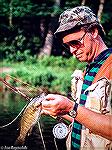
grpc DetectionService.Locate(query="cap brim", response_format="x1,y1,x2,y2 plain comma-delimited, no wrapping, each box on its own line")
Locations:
54,21,78,35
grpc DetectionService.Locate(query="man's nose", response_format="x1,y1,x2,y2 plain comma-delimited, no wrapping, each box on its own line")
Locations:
70,46,77,54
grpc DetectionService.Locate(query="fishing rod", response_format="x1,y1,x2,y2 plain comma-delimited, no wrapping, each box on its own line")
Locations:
5,74,39,97
0,77,30,101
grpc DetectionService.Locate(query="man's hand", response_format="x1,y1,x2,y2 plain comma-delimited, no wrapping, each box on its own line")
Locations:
41,94,74,116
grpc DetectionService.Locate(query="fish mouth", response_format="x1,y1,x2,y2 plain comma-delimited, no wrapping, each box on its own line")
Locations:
34,101,42,108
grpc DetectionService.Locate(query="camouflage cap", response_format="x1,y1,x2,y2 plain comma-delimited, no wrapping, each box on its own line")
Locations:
55,6,102,35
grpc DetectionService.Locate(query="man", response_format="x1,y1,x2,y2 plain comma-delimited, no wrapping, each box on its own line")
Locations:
41,6,112,150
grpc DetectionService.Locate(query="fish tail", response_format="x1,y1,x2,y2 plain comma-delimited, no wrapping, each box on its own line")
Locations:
14,135,25,146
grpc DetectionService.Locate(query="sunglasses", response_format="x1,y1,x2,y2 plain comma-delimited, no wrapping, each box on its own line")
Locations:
62,32,87,50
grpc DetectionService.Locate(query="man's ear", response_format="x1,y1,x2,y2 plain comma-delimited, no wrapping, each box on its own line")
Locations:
91,28,98,38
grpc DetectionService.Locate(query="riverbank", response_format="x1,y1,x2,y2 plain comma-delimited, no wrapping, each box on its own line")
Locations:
0,67,13,73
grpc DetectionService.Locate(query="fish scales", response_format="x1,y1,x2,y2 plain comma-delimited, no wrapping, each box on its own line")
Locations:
15,94,45,145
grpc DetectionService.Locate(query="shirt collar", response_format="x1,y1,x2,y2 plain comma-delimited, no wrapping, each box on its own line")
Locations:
86,48,112,71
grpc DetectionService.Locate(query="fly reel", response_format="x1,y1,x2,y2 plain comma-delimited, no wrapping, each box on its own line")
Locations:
53,123,68,139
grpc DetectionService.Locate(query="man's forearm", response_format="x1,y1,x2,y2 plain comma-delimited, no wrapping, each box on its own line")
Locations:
62,104,112,140
75,106,112,140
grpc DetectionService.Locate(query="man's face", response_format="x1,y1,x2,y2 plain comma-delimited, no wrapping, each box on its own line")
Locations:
62,29,95,63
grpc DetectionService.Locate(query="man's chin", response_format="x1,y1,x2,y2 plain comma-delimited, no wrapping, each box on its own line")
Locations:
73,55,76,58
76,56,86,62
72,54,87,62
79,59,86,62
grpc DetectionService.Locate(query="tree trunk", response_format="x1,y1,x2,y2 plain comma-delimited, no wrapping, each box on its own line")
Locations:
55,0,60,6
9,0,13,27
40,18,46,41
38,18,57,57
39,30,53,56
81,0,86,6
97,0,105,22
38,0,60,57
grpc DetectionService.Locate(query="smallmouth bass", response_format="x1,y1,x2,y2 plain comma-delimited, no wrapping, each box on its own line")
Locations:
15,93,45,145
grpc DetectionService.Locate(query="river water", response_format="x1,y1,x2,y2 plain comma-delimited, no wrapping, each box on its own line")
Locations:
0,89,67,150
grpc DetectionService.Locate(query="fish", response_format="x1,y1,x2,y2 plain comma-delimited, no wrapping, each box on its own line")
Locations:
15,93,45,145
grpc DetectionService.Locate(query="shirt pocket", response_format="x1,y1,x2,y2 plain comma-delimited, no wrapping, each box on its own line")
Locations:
85,77,111,113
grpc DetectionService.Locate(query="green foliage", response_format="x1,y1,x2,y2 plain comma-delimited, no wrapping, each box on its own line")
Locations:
37,56,83,69
105,29,112,47
65,0,80,9
0,0,112,60
0,0,35,17
0,0,9,16
0,27,41,61
1,56,86,95
0,0,61,17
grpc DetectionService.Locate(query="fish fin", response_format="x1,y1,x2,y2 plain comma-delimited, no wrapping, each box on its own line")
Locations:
27,127,33,136
14,135,25,146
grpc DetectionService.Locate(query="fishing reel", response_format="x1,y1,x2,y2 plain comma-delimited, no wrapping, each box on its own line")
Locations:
53,122,69,139
52,116,69,139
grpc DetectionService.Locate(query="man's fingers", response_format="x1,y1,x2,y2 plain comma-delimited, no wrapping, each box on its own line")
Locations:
41,110,49,115
42,105,53,111
42,94,57,107
42,99,54,107
45,94,57,100
41,109,57,118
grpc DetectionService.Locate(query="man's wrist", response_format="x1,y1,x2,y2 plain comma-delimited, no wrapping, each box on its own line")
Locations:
68,102,78,118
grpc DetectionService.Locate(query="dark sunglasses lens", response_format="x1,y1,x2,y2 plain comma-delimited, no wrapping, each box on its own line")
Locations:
70,40,81,46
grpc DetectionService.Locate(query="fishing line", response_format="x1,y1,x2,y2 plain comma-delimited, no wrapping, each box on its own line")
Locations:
0,97,35,128
0,77,33,128
37,120,47,150
53,138,59,150
0,77,30,100
0,102,28,128
4,74,38,97
5,74,36,89
36,104,47,150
